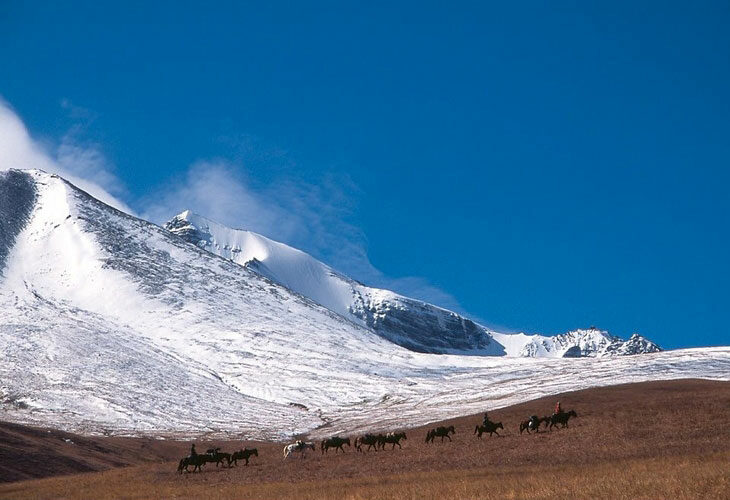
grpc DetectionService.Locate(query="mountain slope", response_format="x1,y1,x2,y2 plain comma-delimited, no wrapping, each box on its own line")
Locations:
1,170,727,440
165,211,661,358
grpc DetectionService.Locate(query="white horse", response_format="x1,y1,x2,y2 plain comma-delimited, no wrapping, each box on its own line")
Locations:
283,441,315,459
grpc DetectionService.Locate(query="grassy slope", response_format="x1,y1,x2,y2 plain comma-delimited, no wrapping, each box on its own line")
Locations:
0,379,728,499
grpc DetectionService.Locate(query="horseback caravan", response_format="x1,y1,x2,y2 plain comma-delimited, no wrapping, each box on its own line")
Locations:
177,445,219,473
425,425,455,443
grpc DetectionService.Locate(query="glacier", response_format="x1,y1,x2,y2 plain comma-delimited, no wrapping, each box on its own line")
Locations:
0,169,728,440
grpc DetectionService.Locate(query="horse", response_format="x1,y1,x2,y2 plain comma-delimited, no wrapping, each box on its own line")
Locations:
321,436,351,454
177,453,208,473
229,447,258,466
213,451,231,467
549,410,577,430
283,441,315,459
474,421,503,438
379,432,407,450
355,434,383,452
519,415,551,434
426,425,455,443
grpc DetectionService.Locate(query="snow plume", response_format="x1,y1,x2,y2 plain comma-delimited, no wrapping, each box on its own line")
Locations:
0,99,133,214
0,97,464,314
142,160,468,313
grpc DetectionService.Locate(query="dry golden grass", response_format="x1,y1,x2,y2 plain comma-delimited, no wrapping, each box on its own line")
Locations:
0,452,727,499
1,380,728,499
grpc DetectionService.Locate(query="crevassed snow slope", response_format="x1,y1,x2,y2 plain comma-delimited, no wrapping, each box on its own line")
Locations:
1,170,728,440
165,211,661,357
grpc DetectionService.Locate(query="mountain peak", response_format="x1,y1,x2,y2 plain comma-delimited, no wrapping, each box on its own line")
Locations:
163,212,663,358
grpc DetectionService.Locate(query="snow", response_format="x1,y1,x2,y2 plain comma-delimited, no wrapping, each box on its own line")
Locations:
0,170,728,440
166,211,661,358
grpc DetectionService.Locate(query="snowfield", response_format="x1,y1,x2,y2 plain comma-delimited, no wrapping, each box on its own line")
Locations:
1,170,728,440
165,211,662,357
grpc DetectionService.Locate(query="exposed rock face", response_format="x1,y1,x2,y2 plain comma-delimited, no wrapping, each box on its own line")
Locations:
348,292,494,353
0,170,37,272
519,328,662,358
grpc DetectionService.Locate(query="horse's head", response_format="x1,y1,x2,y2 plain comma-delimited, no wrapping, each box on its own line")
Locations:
568,410,577,417
449,425,456,434
496,422,504,429
400,432,407,440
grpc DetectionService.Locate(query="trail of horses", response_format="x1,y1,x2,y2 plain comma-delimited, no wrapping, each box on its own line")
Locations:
0,379,728,499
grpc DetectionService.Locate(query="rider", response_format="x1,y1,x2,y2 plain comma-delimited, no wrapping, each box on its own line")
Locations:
482,411,490,426
190,443,197,457
555,401,562,415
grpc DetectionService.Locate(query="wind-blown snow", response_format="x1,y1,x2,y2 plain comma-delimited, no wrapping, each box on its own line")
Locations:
165,211,661,358
0,170,728,440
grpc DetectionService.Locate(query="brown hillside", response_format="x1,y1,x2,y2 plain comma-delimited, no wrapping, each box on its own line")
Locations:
0,378,728,499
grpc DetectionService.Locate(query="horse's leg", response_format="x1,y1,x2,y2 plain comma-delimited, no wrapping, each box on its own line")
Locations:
446,435,452,441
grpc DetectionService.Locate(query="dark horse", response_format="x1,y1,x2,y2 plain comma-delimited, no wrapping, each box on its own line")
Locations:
321,436,351,454
474,421,503,438
519,415,550,434
178,452,216,473
549,410,578,430
379,432,407,450
204,448,231,467
355,434,382,452
229,448,258,466
426,425,455,443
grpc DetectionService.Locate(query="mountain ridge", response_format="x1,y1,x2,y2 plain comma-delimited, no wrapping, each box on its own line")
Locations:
1,169,726,440
164,210,661,358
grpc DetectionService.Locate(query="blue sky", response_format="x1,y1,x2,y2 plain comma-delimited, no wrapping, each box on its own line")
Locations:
1,1,728,349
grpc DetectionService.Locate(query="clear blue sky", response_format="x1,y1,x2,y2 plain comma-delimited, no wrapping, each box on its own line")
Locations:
2,1,728,349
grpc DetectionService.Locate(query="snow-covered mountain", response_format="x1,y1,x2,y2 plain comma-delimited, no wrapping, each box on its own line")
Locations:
165,211,661,358
1,169,727,440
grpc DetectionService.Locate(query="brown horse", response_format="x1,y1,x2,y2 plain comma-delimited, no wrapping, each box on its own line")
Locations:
229,448,258,466
426,426,455,443
548,410,577,430
379,432,407,449
355,434,382,452
474,421,503,438
321,436,351,454
519,415,550,434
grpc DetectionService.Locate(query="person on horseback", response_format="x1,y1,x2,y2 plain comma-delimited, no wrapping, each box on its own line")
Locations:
482,411,491,426
555,401,562,415
190,443,197,457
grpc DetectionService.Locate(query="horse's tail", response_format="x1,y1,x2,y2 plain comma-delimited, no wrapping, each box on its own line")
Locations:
177,458,185,473
320,440,325,453
283,445,289,458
